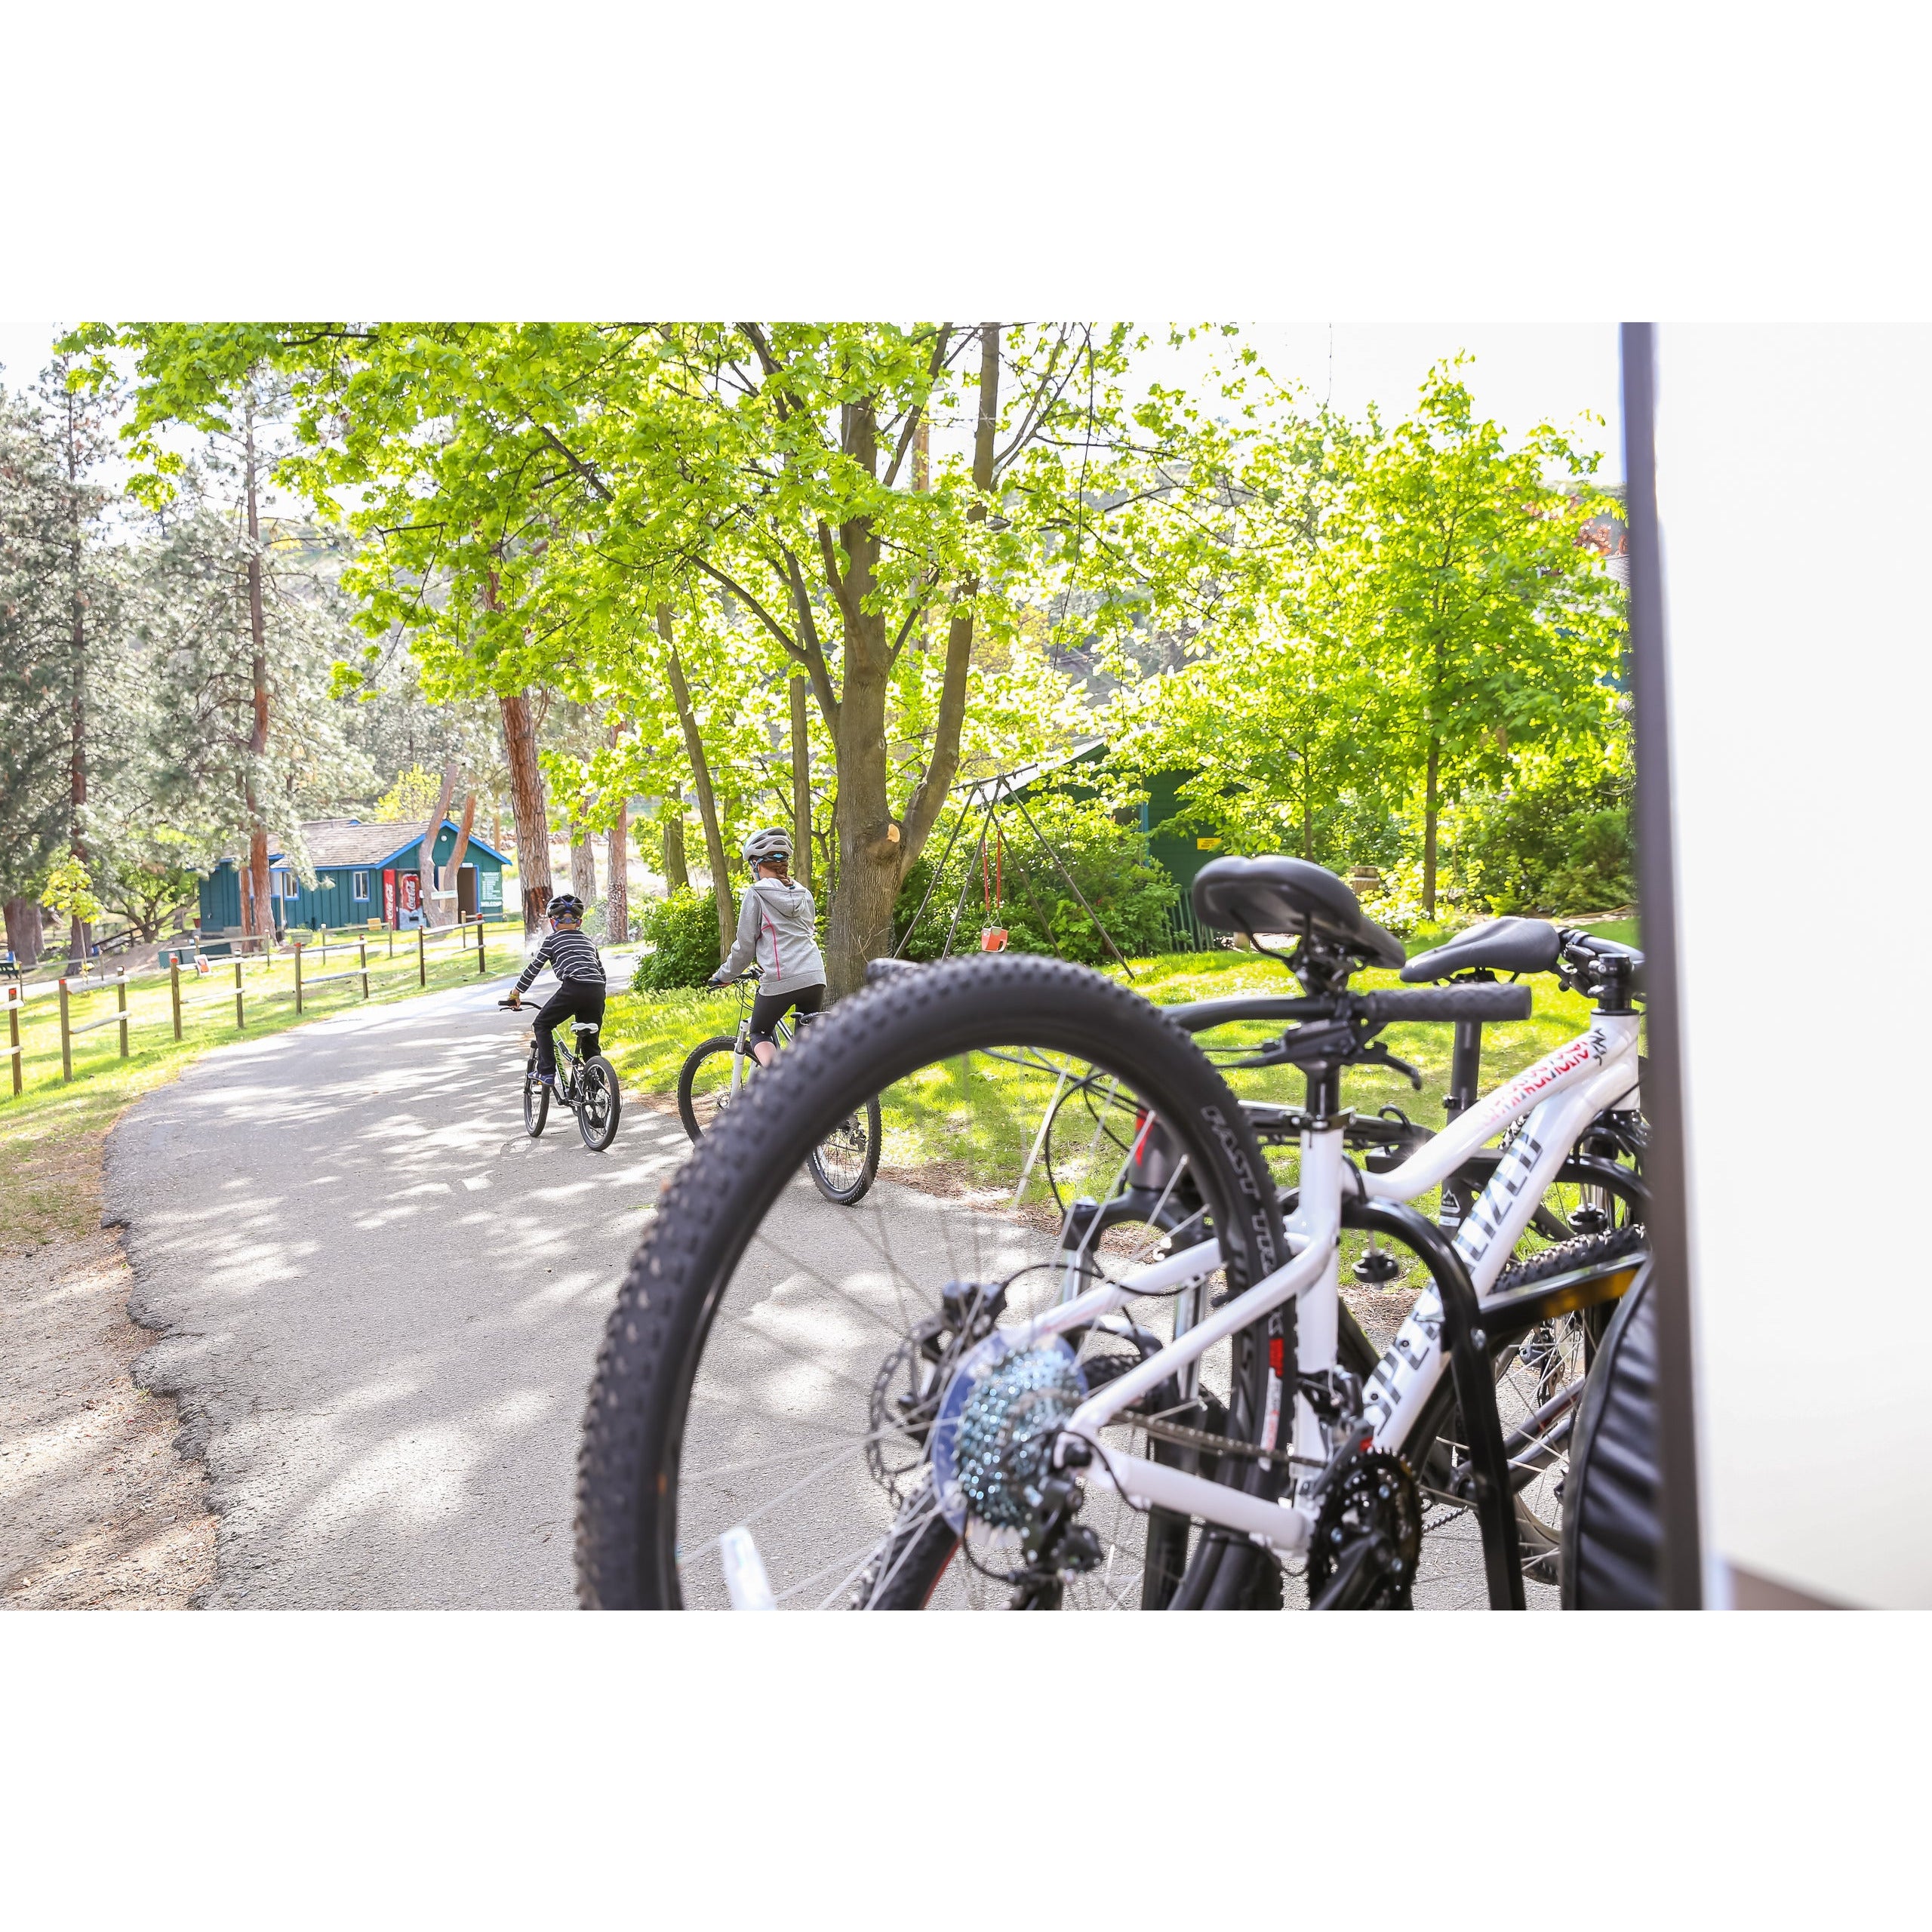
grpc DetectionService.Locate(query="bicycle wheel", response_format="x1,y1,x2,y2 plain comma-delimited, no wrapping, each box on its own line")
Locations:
577,1055,623,1152
576,955,1288,1612
522,1051,549,1138
804,1094,882,1205
677,1035,749,1143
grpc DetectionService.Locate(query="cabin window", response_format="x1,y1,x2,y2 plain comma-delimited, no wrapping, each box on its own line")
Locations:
352,871,369,902
276,871,297,900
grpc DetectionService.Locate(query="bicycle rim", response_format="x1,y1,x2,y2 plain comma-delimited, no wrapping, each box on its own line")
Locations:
577,956,1287,1612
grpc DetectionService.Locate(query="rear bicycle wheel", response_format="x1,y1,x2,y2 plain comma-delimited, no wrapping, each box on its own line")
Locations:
576,955,1288,1612
577,1055,623,1152
522,1051,549,1137
804,1094,882,1205
677,1036,749,1143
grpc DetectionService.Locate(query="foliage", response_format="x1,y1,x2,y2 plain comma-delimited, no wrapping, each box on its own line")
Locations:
632,887,726,991
42,857,103,926
94,827,201,938
894,790,1178,968
1444,744,1635,915
374,762,446,822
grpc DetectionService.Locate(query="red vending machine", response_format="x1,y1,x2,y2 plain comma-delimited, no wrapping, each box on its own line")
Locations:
382,869,398,927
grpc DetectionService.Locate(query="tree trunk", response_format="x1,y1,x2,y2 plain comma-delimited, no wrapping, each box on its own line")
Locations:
420,759,457,928
5,897,42,969
659,605,736,960
63,389,90,968
789,673,812,897
895,324,1001,878
243,391,274,948
570,824,597,906
448,790,476,917
608,806,629,941
662,808,689,894
500,691,552,932
1422,732,1441,917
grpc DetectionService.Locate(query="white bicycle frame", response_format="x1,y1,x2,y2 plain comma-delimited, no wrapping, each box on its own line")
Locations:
994,1010,1642,1556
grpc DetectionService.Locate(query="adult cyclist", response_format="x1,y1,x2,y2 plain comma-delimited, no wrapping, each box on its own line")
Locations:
505,892,605,1088
709,829,824,1066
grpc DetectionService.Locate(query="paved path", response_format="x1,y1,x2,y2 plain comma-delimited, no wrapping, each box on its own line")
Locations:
104,968,687,1609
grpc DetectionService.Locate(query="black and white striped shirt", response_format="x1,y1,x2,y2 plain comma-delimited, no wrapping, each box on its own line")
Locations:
515,928,606,994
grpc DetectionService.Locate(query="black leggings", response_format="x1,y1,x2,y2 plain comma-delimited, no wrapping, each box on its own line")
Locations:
748,982,823,1048
534,983,605,1078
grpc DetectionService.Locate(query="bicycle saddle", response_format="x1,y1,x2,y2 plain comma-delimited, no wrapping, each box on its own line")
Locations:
1401,915,1561,983
1190,857,1404,970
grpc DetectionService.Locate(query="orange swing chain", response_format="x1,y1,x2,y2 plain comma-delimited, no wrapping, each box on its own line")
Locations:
980,817,1008,951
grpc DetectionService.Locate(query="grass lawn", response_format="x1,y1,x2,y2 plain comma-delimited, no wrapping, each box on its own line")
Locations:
1,918,526,1254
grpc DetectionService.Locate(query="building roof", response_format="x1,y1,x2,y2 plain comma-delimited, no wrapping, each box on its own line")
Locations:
212,819,511,872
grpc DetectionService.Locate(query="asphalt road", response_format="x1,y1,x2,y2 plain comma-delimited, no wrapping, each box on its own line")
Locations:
103,966,1541,1611
104,965,682,1609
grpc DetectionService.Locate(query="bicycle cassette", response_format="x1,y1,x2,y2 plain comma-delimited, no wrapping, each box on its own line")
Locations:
1307,1450,1422,1609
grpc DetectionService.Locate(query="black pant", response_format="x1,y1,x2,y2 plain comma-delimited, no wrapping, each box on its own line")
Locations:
748,982,823,1048
534,982,605,1078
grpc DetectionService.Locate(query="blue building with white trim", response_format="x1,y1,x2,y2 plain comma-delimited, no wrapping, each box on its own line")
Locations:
197,817,509,936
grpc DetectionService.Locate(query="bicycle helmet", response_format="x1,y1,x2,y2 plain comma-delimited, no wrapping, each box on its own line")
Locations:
546,893,586,921
742,827,792,868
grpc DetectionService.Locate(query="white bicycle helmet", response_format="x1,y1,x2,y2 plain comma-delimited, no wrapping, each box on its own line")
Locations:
742,827,792,868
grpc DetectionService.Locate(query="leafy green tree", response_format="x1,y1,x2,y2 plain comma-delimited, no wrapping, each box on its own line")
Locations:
632,888,728,991
1297,364,1624,913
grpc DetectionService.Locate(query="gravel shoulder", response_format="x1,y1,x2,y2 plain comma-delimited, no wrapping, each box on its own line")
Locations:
1,1128,215,1609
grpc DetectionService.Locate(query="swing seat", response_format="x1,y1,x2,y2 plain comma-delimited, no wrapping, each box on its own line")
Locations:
979,927,1008,952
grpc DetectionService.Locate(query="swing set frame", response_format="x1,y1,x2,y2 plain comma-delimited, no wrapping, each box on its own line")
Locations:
891,769,1137,979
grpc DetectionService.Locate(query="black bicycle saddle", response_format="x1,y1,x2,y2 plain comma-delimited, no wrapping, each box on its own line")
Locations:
1190,857,1404,971
1401,915,1561,983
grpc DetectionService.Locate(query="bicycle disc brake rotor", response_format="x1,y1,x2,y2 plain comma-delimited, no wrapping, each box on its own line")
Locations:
1308,1450,1423,1608
930,1336,1088,1540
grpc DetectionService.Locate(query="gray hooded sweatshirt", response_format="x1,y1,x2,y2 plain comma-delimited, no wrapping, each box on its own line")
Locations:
721,878,826,991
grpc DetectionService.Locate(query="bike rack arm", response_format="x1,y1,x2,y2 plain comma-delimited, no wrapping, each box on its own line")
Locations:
1341,1195,1525,1611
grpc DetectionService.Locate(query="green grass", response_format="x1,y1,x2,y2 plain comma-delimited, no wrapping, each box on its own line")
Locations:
1,918,527,1252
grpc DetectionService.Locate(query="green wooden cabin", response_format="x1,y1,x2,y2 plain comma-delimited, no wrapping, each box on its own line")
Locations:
197,818,509,940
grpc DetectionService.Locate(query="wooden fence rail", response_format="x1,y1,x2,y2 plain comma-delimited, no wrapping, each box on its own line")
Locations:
6,917,515,1099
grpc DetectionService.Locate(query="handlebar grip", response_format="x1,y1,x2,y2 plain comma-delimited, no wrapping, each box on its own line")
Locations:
1361,983,1532,1023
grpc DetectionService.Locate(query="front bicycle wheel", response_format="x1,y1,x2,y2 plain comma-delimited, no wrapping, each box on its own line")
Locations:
804,1094,882,1205
577,1055,623,1152
576,956,1288,1612
522,1051,549,1137
677,1035,748,1143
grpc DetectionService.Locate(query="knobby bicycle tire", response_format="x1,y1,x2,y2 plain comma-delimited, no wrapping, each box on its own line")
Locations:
523,1052,549,1138
575,955,1288,1612
804,1094,883,1206
676,1035,746,1143
577,1055,623,1152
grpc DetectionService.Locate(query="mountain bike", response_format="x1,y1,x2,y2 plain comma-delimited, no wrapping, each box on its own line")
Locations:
677,967,881,1207
503,999,622,1152
576,857,1645,1611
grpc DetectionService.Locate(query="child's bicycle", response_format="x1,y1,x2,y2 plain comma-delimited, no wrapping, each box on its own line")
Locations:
500,999,623,1152
677,968,881,1206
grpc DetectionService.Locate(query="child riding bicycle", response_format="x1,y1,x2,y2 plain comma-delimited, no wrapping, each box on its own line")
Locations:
506,891,606,1087
709,829,824,1066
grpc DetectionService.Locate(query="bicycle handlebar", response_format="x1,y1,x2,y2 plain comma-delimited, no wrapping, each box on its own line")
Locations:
1359,983,1532,1024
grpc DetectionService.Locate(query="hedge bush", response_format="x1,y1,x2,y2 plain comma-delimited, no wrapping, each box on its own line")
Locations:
632,888,726,992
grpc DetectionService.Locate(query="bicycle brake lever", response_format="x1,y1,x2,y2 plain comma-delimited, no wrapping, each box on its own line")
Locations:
1346,1041,1424,1090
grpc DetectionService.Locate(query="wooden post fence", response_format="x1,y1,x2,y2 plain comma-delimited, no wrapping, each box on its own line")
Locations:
359,940,370,998
235,958,245,1029
295,940,305,1014
5,986,20,1098
58,973,131,1081
417,925,426,987
171,958,183,1040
